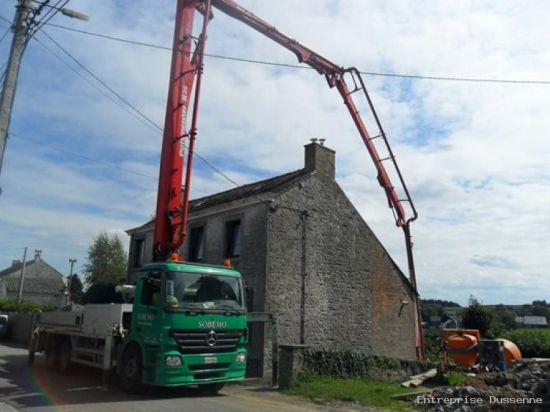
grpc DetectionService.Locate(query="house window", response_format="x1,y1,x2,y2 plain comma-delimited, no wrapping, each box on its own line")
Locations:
225,219,241,257
189,226,204,262
133,238,145,267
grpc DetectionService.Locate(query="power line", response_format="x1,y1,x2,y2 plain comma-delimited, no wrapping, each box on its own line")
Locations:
37,31,162,133
35,31,248,190
9,126,245,194
32,35,161,134
0,27,10,44
40,20,550,85
8,130,157,179
27,1,69,41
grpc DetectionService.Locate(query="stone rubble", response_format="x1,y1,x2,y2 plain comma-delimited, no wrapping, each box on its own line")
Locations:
413,361,550,412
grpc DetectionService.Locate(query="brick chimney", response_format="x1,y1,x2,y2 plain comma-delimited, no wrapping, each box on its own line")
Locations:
304,139,335,181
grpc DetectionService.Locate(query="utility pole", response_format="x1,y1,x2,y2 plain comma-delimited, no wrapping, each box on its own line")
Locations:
0,1,89,193
17,246,27,303
0,0,32,187
66,258,76,305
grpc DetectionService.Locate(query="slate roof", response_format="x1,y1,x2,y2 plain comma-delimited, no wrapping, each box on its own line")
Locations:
128,168,310,233
515,316,548,326
0,259,65,296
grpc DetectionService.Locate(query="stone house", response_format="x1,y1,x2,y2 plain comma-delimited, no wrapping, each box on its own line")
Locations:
126,142,419,378
0,252,65,306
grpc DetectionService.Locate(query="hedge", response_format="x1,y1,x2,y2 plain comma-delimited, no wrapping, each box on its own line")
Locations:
502,328,550,358
0,298,57,313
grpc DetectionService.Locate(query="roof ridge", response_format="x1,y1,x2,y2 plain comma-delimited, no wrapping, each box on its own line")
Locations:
190,168,306,204
0,259,36,277
127,168,311,233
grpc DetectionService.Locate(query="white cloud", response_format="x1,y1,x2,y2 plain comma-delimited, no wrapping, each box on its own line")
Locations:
0,0,548,305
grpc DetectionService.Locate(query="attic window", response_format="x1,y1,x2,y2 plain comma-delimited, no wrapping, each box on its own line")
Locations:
225,219,241,258
133,238,145,267
189,226,204,262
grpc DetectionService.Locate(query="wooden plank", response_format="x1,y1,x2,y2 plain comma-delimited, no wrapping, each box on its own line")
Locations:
401,368,437,388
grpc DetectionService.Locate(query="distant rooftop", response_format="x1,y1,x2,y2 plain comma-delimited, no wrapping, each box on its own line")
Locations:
515,316,548,326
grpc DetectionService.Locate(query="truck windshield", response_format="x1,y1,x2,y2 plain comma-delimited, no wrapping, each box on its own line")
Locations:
165,271,244,311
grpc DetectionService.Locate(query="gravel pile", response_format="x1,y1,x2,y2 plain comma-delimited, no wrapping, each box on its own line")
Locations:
413,361,550,412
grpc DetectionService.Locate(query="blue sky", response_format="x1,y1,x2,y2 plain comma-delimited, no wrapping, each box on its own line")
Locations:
0,0,548,305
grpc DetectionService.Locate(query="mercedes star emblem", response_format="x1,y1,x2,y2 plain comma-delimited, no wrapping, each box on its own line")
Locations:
206,330,217,347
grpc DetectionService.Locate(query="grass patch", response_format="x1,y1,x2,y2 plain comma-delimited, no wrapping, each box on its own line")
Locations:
424,372,469,386
287,376,420,411
445,372,469,386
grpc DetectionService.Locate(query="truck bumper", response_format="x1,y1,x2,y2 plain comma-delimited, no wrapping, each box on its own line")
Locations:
145,350,247,386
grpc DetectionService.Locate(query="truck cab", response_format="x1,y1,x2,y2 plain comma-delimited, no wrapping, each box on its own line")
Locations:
119,261,247,392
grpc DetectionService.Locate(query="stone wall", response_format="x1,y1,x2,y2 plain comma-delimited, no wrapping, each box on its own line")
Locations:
126,143,418,381
302,349,435,383
264,169,417,378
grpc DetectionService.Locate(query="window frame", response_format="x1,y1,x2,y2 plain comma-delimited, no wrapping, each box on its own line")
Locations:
188,225,205,262
133,237,146,268
224,219,242,258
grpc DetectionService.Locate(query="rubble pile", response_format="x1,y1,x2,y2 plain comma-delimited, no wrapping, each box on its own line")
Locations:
413,361,550,412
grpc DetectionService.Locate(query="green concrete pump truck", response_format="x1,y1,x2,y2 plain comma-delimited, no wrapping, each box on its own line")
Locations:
28,261,247,393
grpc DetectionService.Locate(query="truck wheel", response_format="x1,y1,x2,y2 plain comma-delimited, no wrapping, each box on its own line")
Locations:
120,345,143,394
198,382,224,395
58,340,72,374
46,350,57,370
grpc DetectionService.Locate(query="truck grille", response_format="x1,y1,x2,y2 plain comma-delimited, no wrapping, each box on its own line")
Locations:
171,329,243,354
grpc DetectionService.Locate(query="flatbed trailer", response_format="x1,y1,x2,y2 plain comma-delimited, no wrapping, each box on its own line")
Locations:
28,304,132,382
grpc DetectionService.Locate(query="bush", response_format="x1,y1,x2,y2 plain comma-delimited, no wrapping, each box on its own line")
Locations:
83,283,123,304
502,328,550,358
0,298,57,313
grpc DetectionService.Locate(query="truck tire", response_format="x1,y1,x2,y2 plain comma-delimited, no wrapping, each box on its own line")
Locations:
28,351,35,366
46,350,57,370
198,382,224,395
58,340,72,374
120,345,143,394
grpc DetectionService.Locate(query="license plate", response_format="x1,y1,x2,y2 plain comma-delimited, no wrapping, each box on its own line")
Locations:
204,356,217,364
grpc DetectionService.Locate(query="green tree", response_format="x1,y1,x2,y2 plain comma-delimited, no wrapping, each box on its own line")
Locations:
83,232,127,285
530,300,550,318
461,296,494,337
491,309,517,337
67,274,84,304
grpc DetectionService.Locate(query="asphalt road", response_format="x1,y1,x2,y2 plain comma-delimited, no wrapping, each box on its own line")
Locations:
0,342,346,412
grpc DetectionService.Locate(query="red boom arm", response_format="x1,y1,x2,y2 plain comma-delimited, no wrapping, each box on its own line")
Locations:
154,0,424,358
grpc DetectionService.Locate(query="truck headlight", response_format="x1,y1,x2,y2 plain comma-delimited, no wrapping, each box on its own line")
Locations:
165,356,182,367
235,353,246,363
